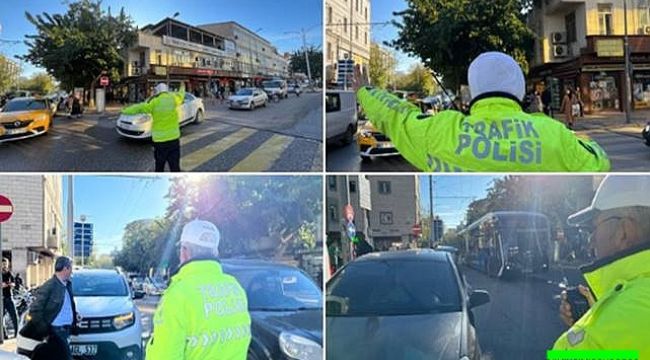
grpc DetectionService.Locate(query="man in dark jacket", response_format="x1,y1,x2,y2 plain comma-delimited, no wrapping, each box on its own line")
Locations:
2,258,18,339
20,256,78,360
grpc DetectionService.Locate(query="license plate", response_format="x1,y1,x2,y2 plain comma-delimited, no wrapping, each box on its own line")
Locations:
71,344,98,356
5,128,27,135
377,142,393,149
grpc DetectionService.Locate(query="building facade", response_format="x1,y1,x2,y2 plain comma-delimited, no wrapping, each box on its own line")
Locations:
326,175,419,268
529,0,650,113
0,175,63,288
0,55,20,93
325,0,372,85
121,18,288,102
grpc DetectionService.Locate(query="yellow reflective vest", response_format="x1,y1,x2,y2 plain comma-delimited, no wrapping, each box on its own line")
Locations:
122,86,185,143
356,88,611,172
553,245,650,358
146,260,252,360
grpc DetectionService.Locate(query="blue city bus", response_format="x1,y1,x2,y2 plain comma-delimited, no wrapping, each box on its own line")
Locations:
458,211,551,278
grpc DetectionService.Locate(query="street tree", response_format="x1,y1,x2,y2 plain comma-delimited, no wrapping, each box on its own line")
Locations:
21,0,137,99
394,63,438,95
19,72,56,94
0,56,14,93
113,218,171,275
369,42,397,89
289,46,323,81
391,0,535,92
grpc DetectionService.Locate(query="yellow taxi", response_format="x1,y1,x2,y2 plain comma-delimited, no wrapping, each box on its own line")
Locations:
0,97,53,142
357,121,400,162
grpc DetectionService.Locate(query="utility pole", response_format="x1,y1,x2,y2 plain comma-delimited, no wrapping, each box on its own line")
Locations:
301,29,313,90
624,0,632,124
429,175,434,248
67,175,74,261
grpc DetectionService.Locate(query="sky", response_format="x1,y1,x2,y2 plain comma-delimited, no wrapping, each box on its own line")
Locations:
418,175,503,231
371,0,419,73
62,175,171,255
0,0,322,76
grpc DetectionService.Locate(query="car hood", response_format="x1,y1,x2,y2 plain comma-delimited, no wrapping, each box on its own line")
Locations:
118,113,152,122
0,110,50,122
74,296,135,318
229,95,253,102
251,309,322,345
326,312,462,360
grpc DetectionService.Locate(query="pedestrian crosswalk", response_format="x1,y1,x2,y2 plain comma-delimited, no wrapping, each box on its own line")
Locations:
582,129,650,172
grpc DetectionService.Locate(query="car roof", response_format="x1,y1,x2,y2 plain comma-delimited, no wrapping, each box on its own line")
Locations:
221,258,297,271
74,268,123,276
353,249,451,263
327,90,355,94
9,97,46,102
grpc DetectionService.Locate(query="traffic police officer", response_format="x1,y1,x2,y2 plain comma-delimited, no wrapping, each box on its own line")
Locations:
122,82,185,172
146,220,251,360
553,176,650,358
356,51,610,172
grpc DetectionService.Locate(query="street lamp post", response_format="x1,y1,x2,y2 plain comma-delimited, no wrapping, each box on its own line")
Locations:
624,0,632,124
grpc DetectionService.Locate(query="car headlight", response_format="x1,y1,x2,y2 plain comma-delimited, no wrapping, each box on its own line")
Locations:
645,125,650,133
130,115,151,125
360,129,372,138
278,332,322,360
113,312,135,330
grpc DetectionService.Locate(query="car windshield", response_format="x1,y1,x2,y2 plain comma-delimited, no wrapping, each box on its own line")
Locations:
236,89,253,96
72,273,129,297
262,81,282,88
226,267,322,311
326,259,462,316
2,99,48,112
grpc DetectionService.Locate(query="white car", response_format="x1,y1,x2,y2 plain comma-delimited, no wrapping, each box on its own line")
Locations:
17,269,144,360
116,93,205,139
0,350,28,360
261,79,288,99
228,88,268,110
326,90,358,145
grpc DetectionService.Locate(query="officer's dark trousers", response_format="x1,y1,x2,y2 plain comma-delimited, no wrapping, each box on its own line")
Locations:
3,297,17,338
153,139,181,172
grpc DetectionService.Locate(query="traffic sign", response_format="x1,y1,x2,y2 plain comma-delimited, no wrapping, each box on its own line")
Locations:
412,223,422,237
99,76,110,87
0,195,13,223
346,221,356,240
343,204,354,223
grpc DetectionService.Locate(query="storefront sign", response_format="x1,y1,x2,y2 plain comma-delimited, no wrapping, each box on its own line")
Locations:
596,39,624,57
153,66,167,76
163,35,229,58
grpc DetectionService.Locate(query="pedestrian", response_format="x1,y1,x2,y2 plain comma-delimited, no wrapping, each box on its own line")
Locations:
553,176,650,358
575,86,585,117
355,51,610,172
560,88,575,129
70,94,82,119
19,256,78,360
2,258,18,339
121,82,185,172
14,272,23,292
145,220,251,360
542,86,553,117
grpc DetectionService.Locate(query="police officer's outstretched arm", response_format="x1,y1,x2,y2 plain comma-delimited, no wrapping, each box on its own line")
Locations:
562,132,611,172
357,87,449,171
174,82,186,106
146,292,186,360
122,96,155,115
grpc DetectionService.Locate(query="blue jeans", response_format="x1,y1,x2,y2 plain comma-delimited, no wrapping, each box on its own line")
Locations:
49,326,72,360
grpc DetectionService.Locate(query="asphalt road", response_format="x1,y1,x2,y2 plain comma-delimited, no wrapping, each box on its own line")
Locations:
463,265,585,360
0,93,322,172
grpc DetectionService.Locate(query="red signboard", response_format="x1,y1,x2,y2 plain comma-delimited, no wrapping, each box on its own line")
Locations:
99,76,110,87
412,223,422,237
0,195,14,223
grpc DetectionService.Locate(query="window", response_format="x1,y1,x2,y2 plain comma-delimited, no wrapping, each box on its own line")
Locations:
344,17,348,33
598,4,613,35
380,212,394,225
328,205,339,222
565,12,576,42
328,41,332,60
365,7,368,21
378,181,392,194
365,32,368,45
349,180,357,193
328,176,338,191
328,6,333,24
190,30,202,44
356,0,359,12
171,24,188,40
326,93,341,113
640,2,650,32
356,25,359,40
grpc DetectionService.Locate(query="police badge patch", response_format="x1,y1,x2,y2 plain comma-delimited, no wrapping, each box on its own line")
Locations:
567,329,585,346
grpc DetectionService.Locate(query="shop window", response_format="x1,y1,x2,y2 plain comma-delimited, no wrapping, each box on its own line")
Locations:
598,4,613,35
565,12,576,42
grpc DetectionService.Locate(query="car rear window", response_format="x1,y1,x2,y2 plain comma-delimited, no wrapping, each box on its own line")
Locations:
326,259,462,316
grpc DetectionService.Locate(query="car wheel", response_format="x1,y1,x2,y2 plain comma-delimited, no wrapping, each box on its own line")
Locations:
361,156,372,164
193,110,204,124
262,100,267,107
249,102,255,110
342,124,355,145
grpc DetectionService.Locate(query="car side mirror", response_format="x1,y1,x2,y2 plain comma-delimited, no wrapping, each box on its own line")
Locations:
469,290,490,309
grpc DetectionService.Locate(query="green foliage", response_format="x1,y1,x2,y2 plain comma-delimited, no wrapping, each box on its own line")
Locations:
0,56,15,93
391,0,535,91
113,219,173,275
394,63,438,95
19,72,56,94
289,46,322,81
369,43,396,89
21,0,137,91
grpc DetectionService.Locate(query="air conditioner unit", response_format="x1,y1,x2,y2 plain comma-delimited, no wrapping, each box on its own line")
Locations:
552,32,567,44
553,45,569,58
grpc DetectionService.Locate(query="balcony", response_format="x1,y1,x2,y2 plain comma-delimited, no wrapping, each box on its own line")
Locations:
544,0,584,15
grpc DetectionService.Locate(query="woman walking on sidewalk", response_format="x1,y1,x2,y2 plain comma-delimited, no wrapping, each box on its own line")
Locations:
560,88,575,129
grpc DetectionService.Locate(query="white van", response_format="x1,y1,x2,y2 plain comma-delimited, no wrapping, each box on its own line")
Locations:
261,79,288,99
326,90,358,145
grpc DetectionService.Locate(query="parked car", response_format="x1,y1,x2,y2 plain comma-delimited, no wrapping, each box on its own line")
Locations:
357,122,400,161
17,269,145,360
643,123,650,146
261,79,288,99
326,249,490,360
143,277,167,296
0,97,53,143
228,88,268,110
326,90,358,146
222,259,323,360
116,92,204,139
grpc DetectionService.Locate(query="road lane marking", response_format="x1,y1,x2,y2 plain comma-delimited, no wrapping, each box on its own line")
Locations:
229,134,293,172
181,128,258,171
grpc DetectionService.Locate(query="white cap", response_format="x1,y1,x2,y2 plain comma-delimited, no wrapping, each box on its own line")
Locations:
468,52,526,101
154,83,168,95
180,219,220,250
568,176,650,226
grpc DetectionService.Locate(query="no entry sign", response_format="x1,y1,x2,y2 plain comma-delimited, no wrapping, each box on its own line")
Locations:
0,195,13,223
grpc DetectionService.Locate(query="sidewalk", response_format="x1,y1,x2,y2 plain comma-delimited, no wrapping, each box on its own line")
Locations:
0,338,16,353
556,110,649,138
